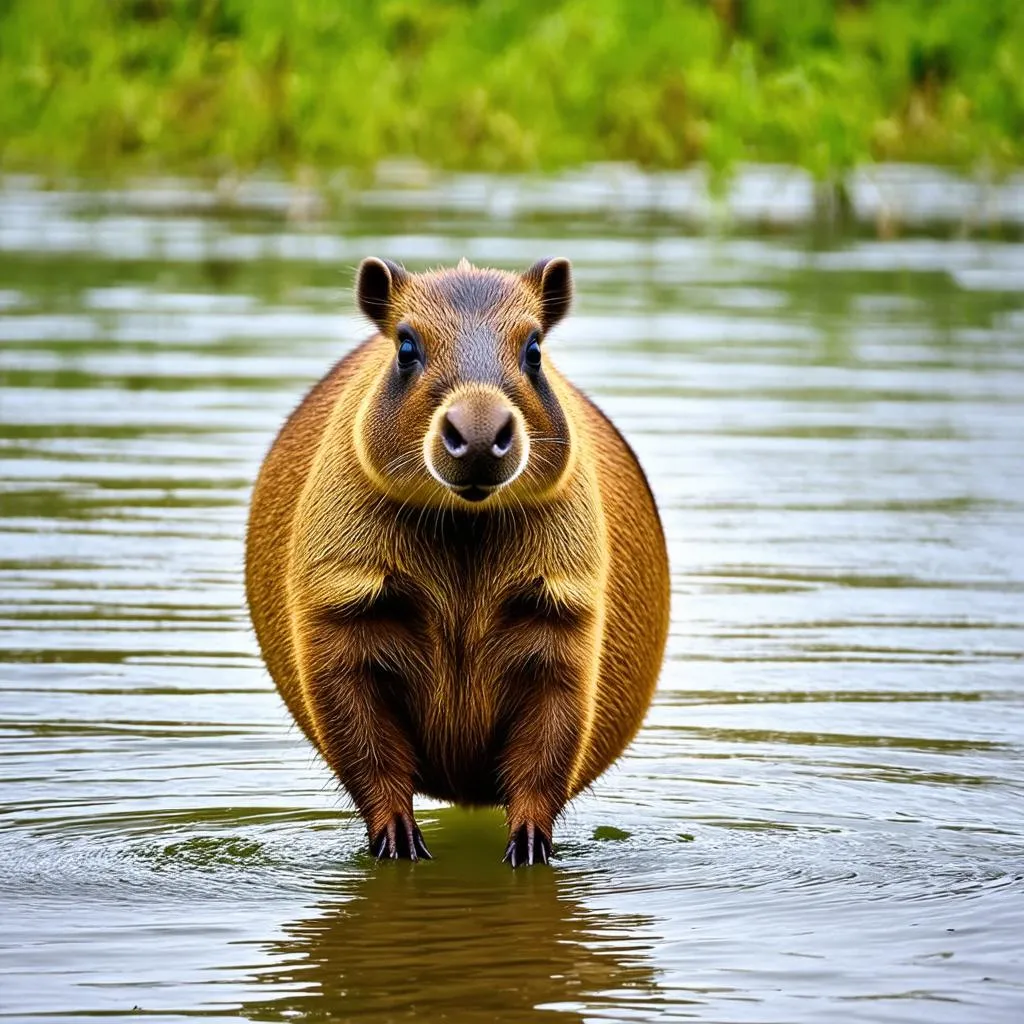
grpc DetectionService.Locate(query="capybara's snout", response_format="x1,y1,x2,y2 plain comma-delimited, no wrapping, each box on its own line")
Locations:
427,388,527,501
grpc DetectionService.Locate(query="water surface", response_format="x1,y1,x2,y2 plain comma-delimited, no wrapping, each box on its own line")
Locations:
1,177,1023,1023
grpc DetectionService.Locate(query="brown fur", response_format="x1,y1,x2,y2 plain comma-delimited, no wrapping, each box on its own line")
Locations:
245,257,669,864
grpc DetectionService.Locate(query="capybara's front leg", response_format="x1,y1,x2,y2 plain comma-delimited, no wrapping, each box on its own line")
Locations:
299,626,429,861
499,671,589,868
497,586,600,867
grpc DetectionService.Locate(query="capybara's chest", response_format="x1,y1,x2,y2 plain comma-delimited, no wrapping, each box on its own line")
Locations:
306,506,604,804
352,536,593,798
372,566,522,803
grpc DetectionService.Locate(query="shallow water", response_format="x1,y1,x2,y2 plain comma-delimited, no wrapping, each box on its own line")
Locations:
1,177,1023,1023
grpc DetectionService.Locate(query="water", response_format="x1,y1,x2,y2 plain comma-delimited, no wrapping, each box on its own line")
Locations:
1,174,1023,1023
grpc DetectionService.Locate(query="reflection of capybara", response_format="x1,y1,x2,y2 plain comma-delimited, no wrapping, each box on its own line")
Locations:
238,812,659,1021
245,257,669,865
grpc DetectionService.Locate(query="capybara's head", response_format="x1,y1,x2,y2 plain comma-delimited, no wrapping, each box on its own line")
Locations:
353,257,575,508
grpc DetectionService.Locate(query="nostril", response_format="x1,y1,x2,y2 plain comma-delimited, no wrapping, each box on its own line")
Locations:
441,414,468,458
492,416,515,458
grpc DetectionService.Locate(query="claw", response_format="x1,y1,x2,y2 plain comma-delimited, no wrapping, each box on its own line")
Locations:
370,813,431,861
502,836,518,868
413,827,433,860
502,821,552,868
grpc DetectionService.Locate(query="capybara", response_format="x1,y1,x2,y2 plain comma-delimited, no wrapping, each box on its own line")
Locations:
246,257,669,866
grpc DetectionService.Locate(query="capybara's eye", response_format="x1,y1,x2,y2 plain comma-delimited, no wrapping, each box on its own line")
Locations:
523,331,542,371
396,326,422,370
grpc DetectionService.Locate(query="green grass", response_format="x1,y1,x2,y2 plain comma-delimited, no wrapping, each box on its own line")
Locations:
1,0,1022,182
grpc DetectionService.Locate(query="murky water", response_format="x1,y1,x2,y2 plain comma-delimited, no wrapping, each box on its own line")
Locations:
1,176,1023,1023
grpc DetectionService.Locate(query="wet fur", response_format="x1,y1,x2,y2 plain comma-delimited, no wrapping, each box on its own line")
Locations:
245,259,669,860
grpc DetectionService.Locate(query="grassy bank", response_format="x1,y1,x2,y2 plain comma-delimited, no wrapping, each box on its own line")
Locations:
1,0,1022,182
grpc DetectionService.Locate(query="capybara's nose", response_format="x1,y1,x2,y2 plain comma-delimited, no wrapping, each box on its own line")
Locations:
442,402,516,460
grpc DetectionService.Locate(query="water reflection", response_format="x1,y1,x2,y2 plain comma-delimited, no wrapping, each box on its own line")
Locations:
241,811,658,1023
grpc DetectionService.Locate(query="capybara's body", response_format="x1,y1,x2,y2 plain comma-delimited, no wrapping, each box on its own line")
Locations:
246,258,668,865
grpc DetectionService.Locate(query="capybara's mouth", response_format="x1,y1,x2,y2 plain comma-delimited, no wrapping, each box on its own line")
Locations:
452,484,496,503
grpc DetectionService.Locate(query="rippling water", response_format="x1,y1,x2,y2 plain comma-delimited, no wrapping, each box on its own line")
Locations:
1,177,1023,1023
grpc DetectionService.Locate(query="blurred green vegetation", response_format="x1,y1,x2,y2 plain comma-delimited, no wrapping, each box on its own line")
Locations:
1,0,1022,181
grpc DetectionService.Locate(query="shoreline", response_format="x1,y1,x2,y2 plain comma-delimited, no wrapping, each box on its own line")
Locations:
4,163,1024,238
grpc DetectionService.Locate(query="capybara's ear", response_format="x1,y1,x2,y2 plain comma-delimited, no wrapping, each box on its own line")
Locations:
357,257,408,333
522,257,573,332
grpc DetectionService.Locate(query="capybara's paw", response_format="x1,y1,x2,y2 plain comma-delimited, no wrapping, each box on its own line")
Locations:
502,821,552,868
370,813,432,861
